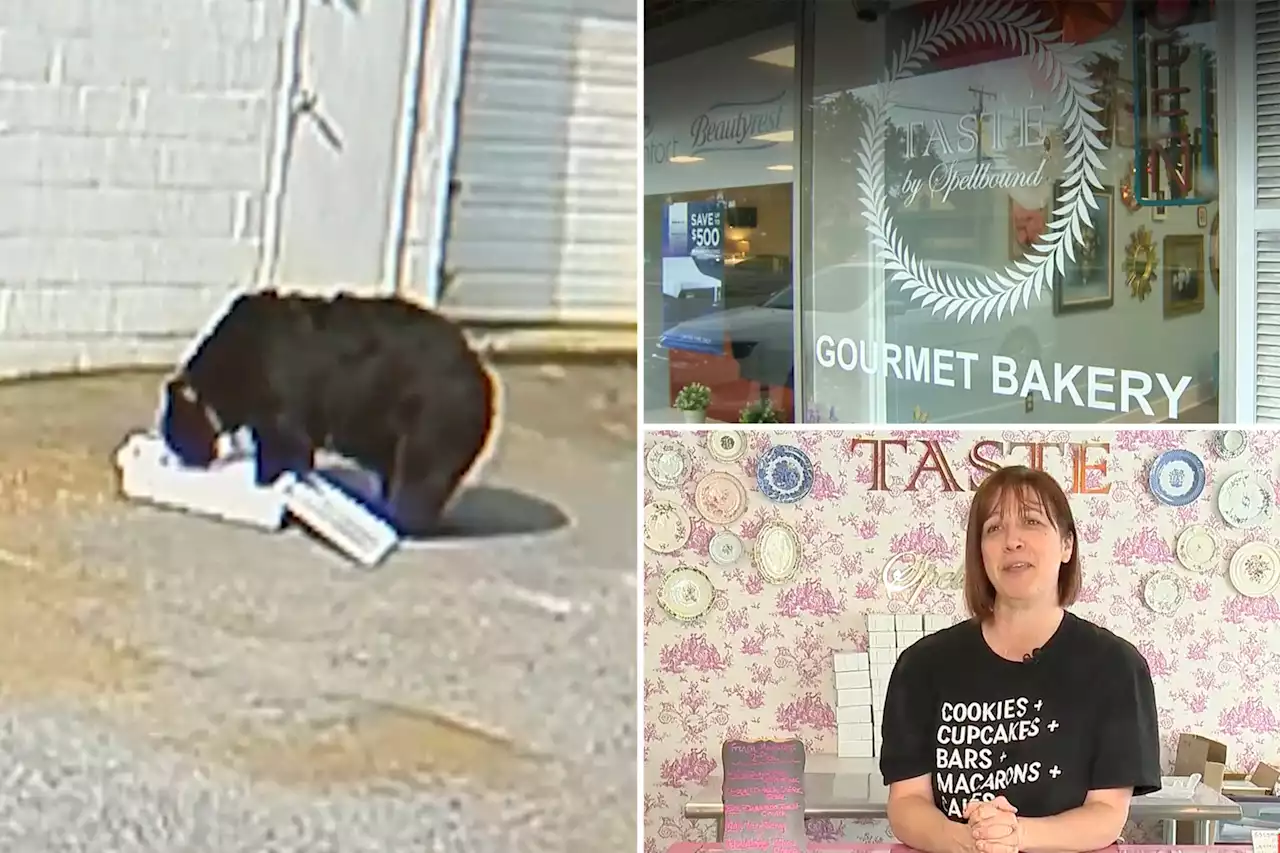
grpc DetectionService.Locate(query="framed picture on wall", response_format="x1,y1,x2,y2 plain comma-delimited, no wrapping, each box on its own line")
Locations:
1008,197,1049,260
1163,234,1207,318
1052,182,1115,315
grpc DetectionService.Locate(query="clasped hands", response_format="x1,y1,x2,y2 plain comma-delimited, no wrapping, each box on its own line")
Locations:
963,796,1023,853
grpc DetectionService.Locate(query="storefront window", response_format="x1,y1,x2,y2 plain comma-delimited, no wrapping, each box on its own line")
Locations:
801,0,1220,425
644,21,799,424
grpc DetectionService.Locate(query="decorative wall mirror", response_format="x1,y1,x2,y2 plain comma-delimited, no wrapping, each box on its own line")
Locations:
1124,226,1158,301
1210,212,1220,292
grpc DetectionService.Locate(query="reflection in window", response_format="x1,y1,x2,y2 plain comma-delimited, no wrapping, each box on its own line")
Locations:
802,0,1219,426
646,183,795,423
644,22,798,424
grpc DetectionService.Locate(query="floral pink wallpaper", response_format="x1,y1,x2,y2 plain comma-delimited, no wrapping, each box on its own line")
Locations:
642,428,1280,853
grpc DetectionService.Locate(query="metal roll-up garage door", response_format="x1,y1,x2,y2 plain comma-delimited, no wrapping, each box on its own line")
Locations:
438,0,637,325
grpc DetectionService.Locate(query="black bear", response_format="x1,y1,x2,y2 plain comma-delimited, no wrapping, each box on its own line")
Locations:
160,290,496,538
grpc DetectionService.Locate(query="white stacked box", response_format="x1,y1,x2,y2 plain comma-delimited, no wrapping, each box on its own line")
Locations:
832,650,872,758
836,612,958,758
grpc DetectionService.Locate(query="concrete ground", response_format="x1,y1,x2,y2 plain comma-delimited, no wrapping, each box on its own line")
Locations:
0,361,637,851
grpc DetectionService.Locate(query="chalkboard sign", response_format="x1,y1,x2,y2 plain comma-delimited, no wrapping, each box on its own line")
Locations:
721,738,807,852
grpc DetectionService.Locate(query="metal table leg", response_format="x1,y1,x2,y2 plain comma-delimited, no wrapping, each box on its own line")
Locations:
1193,819,1216,846
716,816,725,842
1162,819,1176,845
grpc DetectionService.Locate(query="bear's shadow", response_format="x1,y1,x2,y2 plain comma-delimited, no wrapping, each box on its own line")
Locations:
426,484,570,540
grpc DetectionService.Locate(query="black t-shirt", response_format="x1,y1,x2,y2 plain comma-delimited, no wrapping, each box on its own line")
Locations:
878,611,1162,821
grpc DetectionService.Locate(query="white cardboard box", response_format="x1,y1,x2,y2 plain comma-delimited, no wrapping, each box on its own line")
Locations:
867,613,895,632
835,670,870,690
115,432,288,530
869,647,896,665
833,651,870,672
925,614,952,632
894,613,923,631
868,631,896,649
898,630,924,648
838,722,874,742
837,739,874,758
837,704,871,724
116,431,399,566
837,687,871,707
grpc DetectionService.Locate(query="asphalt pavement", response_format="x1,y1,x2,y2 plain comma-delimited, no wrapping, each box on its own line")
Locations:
0,361,637,852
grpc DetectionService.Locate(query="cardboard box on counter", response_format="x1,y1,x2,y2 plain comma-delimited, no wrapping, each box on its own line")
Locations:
1223,761,1280,797
1173,734,1227,844
1174,733,1228,789
1172,733,1280,843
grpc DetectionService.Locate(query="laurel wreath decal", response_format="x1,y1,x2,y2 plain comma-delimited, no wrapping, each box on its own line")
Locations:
857,0,1106,322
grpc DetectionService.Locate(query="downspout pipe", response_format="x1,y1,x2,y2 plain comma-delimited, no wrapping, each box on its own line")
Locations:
382,0,434,297
414,0,473,307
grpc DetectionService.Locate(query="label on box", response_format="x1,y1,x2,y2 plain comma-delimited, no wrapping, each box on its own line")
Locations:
1254,829,1280,853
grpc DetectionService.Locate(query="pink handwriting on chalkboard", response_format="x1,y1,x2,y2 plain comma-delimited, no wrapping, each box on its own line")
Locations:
724,840,803,852
721,739,807,853
725,803,801,817
723,818,789,834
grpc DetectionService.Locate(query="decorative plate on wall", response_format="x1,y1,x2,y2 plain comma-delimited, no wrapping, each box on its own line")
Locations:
1228,541,1280,598
754,521,802,584
709,530,744,566
658,566,715,621
1148,449,1206,507
705,430,747,463
756,444,815,504
1218,471,1275,529
1143,570,1185,616
1217,430,1247,460
642,500,691,553
1175,524,1220,572
645,441,690,489
694,471,749,526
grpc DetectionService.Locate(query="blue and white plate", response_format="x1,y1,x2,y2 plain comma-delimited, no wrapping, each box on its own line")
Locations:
756,444,814,503
1149,449,1206,507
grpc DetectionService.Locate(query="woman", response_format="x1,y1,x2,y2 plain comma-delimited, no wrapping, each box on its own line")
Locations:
879,465,1161,853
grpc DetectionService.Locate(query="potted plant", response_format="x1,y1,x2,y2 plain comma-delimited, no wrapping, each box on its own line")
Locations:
674,382,712,424
739,398,780,424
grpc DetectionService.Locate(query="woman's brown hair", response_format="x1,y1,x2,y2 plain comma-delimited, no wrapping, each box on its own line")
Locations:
963,464,1081,621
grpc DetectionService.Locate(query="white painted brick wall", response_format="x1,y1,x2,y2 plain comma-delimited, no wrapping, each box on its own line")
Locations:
0,0,284,376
